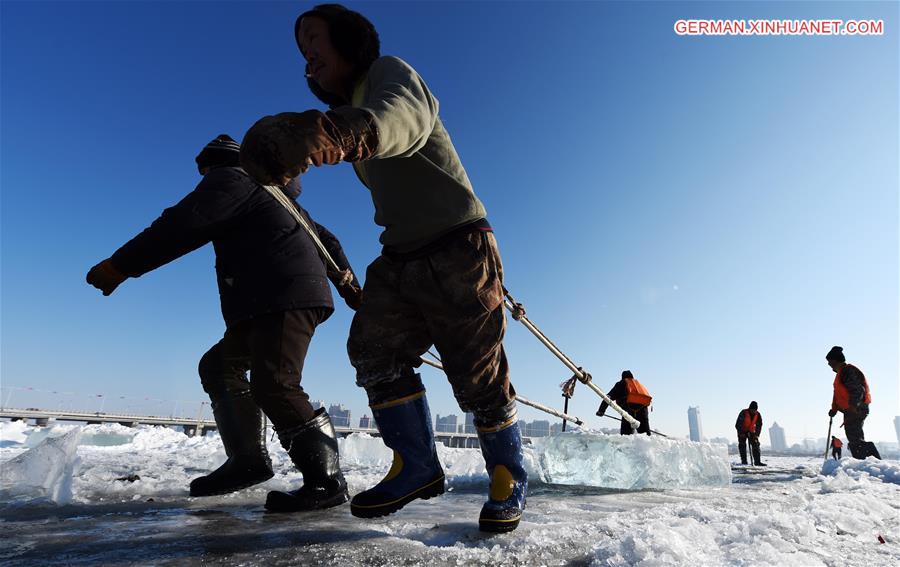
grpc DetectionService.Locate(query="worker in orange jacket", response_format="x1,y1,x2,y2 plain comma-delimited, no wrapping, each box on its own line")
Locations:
830,436,842,460
826,346,881,459
596,370,652,435
735,401,764,466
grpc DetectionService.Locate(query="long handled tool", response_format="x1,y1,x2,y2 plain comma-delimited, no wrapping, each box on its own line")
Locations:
823,416,833,462
421,353,584,427
502,290,641,429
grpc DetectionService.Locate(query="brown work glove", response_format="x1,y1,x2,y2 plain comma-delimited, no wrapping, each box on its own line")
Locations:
86,259,127,296
329,268,363,311
337,281,363,311
828,408,838,418
240,108,377,186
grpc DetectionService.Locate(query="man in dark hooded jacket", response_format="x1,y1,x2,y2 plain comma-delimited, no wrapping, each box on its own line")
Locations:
86,135,360,512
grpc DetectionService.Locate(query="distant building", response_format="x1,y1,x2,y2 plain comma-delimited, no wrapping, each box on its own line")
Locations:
550,422,564,435
310,400,325,411
769,422,787,452
894,416,900,446
435,414,458,434
526,420,551,437
359,414,372,429
329,404,351,428
464,412,476,434
687,406,704,442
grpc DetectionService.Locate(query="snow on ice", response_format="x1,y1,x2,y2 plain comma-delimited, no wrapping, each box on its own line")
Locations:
1,421,898,566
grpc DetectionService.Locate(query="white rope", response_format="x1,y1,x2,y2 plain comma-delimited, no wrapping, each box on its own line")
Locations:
261,184,345,278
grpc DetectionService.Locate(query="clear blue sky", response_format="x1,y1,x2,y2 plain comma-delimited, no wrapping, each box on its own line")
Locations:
2,1,897,444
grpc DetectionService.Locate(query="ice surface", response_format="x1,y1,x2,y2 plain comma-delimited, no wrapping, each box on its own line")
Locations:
0,420,30,447
822,457,900,485
2,425,898,566
0,428,81,504
535,430,731,488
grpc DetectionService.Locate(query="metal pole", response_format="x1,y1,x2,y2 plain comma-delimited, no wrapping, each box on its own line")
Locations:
3,388,12,410
823,416,833,462
501,295,641,429
515,395,582,426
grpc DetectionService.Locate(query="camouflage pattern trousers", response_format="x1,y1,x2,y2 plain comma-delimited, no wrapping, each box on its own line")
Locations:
347,230,515,428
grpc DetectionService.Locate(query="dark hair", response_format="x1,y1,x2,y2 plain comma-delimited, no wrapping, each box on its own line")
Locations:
295,4,380,107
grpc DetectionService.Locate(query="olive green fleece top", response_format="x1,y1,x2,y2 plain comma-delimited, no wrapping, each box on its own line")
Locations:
347,56,487,252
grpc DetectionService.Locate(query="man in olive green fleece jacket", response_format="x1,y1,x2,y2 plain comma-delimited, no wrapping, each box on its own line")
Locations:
240,4,526,533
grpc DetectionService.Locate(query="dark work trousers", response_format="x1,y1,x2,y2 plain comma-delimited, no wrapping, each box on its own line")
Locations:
620,405,651,435
843,406,880,459
832,447,842,460
737,432,761,464
347,230,515,429
199,308,328,432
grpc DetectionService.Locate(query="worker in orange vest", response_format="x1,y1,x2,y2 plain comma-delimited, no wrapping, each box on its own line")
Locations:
734,401,764,466
830,436,842,460
595,370,651,435
826,346,881,459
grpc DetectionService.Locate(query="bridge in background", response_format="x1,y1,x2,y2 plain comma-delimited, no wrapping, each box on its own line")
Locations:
0,407,496,448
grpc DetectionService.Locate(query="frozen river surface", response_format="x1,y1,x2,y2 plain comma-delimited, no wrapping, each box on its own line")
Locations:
1,422,898,566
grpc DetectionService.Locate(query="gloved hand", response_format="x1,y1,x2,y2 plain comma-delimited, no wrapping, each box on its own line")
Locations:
240,108,376,186
828,408,838,418
86,259,127,296
596,409,605,417
337,281,363,311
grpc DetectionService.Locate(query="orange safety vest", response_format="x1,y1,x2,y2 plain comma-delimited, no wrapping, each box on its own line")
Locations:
832,364,872,411
624,378,652,406
832,438,842,449
741,410,760,434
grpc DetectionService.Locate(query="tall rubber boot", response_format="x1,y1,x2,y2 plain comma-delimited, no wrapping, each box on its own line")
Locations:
752,443,766,466
477,420,527,533
350,391,445,518
738,437,748,465
190,391,273,497
265,408,350,512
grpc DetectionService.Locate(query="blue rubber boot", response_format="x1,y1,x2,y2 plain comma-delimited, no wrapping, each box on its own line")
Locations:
477,420,527,533
350,391,445,518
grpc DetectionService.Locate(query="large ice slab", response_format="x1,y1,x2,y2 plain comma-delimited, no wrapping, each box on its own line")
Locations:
534,430,731,489
0,428,82,504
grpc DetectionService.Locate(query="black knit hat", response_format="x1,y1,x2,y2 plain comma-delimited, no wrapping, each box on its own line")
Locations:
195,134,241,172
622,370,634,379
826,346,846,363
749,401,758,410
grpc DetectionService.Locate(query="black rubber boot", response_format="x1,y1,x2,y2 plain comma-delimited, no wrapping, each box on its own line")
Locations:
265,408,349,512
189,392,273,497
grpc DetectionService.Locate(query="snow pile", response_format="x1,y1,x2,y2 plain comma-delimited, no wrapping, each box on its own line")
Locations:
0,428,81,504
535,430,731,489
0,420,31,447
821,458,900,485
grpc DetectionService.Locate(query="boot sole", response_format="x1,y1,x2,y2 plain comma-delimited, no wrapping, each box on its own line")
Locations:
189,471,274,498
479,513,522,533
264,489,350,513
350,475,445,518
